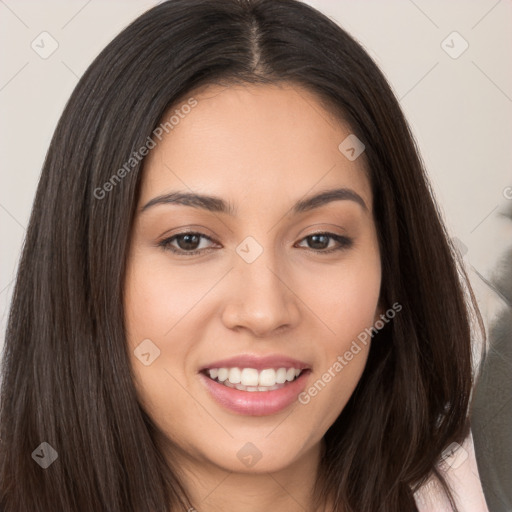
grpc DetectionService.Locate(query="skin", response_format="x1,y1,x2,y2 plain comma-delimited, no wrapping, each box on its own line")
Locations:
124,82,383,512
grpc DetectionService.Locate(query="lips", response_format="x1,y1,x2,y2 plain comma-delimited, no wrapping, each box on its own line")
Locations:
198,354,311,415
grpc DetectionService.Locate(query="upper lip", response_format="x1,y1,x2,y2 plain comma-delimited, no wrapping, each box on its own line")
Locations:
199,354,311,372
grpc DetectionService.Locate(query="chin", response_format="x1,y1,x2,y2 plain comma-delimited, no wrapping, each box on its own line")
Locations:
192,433,319,475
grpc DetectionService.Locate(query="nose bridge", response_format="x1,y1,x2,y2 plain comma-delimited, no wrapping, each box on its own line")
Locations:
222,234,300,334
235,234,287,304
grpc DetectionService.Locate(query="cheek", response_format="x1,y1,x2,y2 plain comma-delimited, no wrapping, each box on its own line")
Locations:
303,250,382,342
123,255,194,409
294,251,380,427
298,313,374,436
124,253,210,344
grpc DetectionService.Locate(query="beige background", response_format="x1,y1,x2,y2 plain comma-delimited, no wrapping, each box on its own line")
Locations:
0,1,511,509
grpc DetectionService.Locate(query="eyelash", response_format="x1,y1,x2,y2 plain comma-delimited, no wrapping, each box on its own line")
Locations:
158,231,353,256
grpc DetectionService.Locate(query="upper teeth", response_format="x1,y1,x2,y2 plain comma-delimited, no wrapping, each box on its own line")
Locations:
208,367,302,387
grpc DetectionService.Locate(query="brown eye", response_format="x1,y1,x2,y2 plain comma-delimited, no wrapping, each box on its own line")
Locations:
159,232,216,255
296,233,353,253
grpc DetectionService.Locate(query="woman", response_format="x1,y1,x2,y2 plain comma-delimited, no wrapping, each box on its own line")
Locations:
0,0,486,510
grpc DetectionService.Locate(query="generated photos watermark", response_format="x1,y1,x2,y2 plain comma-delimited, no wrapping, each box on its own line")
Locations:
298,302,402,405
93,97,198,200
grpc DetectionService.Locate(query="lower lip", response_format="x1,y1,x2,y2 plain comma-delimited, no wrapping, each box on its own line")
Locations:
199,371,310,416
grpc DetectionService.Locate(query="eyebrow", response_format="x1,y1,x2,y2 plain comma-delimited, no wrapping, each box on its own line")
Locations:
140,187,368,216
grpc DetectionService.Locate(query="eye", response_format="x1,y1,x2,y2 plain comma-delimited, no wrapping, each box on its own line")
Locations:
158,231,217,256
295,232,353,254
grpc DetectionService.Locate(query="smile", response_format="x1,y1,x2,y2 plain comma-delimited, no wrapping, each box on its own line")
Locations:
199,367,311,416
203,367,303,391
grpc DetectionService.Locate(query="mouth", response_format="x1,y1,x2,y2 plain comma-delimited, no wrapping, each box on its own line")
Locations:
198,361,312,416
201,366,306,392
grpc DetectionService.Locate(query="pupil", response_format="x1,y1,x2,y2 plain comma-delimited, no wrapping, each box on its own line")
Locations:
179,234,199,250
309,234,328,249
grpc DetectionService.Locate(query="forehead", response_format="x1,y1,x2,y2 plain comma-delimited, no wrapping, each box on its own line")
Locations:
140,82,372,213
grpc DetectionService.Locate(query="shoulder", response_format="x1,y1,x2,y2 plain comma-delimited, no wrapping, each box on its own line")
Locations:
414,431,489,512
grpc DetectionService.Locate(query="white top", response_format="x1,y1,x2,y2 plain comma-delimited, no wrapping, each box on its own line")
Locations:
414,430,489,511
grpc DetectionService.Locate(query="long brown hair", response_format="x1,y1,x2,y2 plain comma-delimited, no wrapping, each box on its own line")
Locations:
0,0,485,510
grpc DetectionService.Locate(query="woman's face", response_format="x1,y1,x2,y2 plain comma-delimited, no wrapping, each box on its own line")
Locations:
124,83,383,474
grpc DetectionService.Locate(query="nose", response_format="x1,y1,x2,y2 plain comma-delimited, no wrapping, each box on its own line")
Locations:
221,246,301,338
